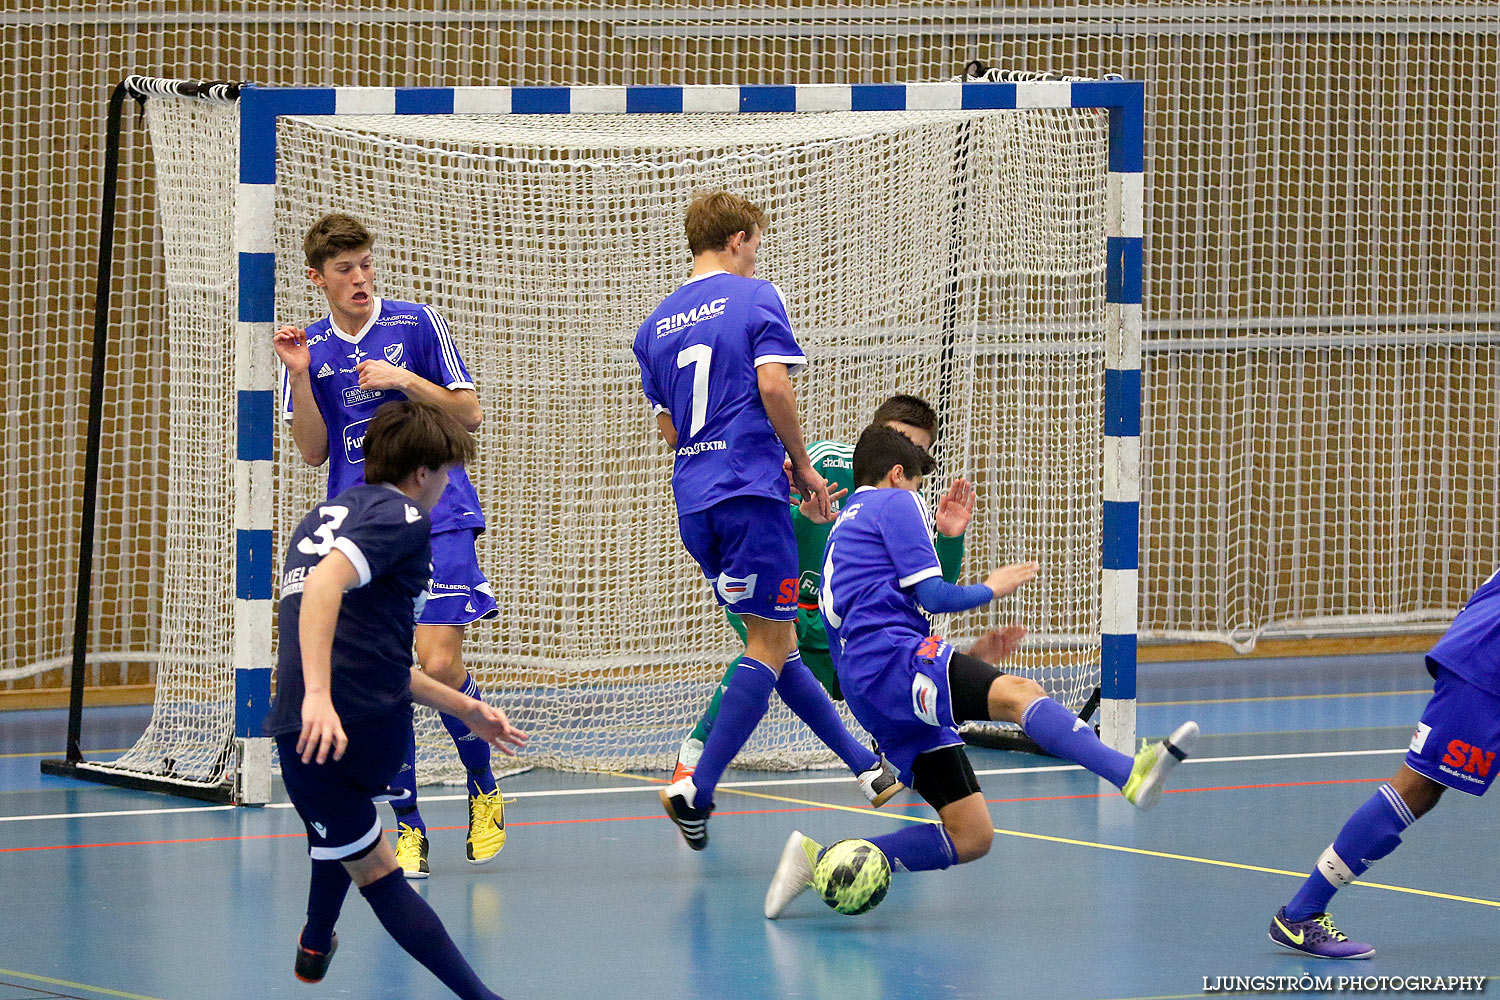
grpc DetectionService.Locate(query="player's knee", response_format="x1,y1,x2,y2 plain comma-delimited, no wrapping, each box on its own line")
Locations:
419,652,465,688
988,674,1047,724
948,820,993,863
1393,763,1446,818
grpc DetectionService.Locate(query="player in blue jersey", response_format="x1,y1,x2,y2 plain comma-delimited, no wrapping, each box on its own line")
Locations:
1267,570,1500,958
273,213,505,877
765,425,1200,917
635,190,906,850
264,400,525,998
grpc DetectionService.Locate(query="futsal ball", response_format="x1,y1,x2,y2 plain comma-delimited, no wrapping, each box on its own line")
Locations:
813,839,891,915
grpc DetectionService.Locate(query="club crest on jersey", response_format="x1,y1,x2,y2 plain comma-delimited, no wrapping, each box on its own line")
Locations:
716,572,758,605
656,296,729,337
912,672,940,727
385,342,404,365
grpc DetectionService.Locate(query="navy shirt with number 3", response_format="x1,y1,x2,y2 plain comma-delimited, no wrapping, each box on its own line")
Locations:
263,483,433,738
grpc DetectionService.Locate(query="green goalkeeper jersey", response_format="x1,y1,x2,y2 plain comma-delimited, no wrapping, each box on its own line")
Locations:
791,439,965,649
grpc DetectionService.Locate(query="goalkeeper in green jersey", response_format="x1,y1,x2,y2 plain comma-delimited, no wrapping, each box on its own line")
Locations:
673,394,984,785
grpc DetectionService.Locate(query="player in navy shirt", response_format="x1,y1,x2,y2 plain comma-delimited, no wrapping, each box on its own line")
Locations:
1268,570,1500,958
765,426,1199,917
274,213,505,877
266,400,525,998
637,190,907,850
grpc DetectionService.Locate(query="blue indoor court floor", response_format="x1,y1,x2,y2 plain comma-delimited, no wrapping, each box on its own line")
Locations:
2,652,1495,1000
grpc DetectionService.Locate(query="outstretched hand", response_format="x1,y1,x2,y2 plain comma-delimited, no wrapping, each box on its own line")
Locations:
983,561,1039,600
790,463,832,522
273,325,311,376
465,701,529,757
966,625,1027,665
798,484,849,524
935,477,976,537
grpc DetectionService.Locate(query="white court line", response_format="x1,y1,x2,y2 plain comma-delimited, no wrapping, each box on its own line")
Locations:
2,747,1407,825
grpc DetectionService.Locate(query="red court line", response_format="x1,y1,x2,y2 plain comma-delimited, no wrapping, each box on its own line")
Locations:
0,775,1387,856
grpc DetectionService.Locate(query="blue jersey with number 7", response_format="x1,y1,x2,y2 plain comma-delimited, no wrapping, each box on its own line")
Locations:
633,271,807,517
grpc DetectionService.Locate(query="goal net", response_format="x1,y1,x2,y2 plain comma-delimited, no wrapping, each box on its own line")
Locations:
87,85,1112,794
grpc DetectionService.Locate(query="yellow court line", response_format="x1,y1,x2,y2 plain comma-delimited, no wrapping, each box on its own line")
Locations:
0,967,169,1000
1142,689,1430,708
624,775,1500,911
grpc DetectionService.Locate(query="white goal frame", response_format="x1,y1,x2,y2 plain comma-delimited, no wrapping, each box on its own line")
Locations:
224,80,1144,803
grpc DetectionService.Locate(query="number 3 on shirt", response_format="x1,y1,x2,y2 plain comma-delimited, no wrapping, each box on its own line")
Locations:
297,505,350,557
676,344,712,436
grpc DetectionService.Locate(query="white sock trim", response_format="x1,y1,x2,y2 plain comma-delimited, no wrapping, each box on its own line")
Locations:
1378,782,1417,827
1316,844,1359,888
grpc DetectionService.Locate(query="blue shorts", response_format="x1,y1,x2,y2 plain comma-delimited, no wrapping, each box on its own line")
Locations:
1406,664,1500,797
841,634,964,786
277,709,412,860
677,495,798,622
417,528,498,627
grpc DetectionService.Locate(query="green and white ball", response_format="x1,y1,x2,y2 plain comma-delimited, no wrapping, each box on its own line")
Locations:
813,839,891,915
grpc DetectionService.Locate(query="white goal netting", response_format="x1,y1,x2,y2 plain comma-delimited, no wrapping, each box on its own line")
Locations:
100,97,1108,785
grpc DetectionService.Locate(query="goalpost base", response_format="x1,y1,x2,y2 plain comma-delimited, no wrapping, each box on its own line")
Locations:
39,758,236,804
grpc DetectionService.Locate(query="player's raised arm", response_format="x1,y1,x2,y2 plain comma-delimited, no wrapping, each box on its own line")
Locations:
275,324,330,466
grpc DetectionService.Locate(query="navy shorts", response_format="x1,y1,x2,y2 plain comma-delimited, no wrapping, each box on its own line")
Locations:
417,528,498,627
841,634,965,787
1405,665,1500,797
277,709,412,861
677,495,798,622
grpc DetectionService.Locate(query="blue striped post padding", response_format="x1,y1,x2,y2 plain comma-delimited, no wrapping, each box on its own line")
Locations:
235,529,273,601
1106,236,1144,305
396,87,455,116
236,391,274,463
234,668,271,738
1103,501,1140,572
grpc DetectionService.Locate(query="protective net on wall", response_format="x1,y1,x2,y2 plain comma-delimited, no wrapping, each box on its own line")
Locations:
8,4,1500,702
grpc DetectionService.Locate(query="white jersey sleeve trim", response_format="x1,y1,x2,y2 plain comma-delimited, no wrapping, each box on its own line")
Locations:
444,380,476,391
754,353,808,376
899,566,943,589
279,363,294,423
330,536,373,588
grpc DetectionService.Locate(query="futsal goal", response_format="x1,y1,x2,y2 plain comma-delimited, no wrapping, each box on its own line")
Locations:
46,75,1142,803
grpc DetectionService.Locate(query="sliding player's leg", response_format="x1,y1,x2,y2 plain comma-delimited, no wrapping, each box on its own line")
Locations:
1271,664,1494,959
772,648,895,800
763,745,971,919
415,528,505,864
965,652,1198,810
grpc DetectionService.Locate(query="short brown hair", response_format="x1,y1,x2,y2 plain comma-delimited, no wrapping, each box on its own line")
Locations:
684,191,767,256
871,394,938,437
362,400,477,486
304,212,374,271
853,424,936,487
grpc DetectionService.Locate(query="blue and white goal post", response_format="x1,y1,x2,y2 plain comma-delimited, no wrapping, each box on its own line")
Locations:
224,79,1143,802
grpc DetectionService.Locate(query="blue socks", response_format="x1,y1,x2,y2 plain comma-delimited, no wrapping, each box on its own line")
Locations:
360,869,504,1000
1021,696,1133,788
1284,783,1415,921
440,673,497,796
391,725,425,833
299,858,351,953
775,652,880,776
866,823,958,873
689,656,778,809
